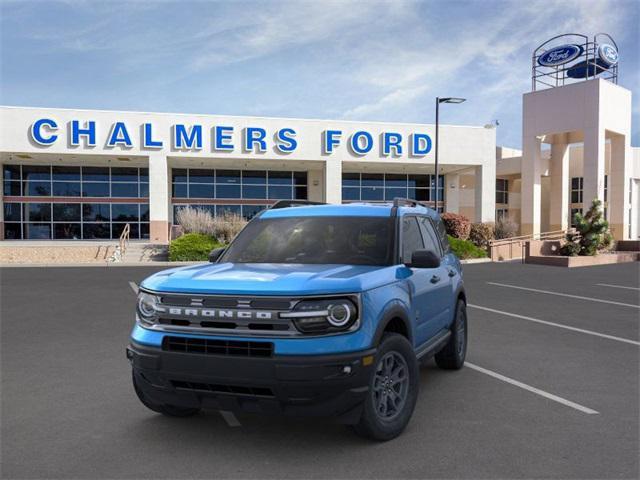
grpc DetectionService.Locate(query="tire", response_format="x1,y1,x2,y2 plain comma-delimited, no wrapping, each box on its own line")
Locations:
132,371,200,418
435,299,467,370
352,333,419,441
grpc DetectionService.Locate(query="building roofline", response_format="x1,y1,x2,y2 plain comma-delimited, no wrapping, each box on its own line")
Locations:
0,104,489,130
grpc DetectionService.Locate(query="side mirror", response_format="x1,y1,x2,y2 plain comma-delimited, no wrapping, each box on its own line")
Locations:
406,249,440,269
209,247,226,263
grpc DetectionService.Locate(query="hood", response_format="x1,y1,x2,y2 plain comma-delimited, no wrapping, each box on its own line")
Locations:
140,262,397,296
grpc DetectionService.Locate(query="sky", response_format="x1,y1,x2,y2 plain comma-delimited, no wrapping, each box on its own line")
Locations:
1,0,638,148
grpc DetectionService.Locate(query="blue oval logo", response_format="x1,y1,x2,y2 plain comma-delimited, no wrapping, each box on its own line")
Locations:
598,44,618,66
538,44,583,67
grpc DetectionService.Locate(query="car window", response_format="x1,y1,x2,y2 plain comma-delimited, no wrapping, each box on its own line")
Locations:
434,217,451,254
401,216,424,264
418,217,442,257
222,216,395,265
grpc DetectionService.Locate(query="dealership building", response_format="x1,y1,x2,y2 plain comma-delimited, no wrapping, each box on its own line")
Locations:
0,34,638,245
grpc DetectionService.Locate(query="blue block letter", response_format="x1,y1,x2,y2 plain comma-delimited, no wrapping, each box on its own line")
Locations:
143,123,163,148
411,133,432,156
323,130,342,154
350,131,373,155
30,118,58,145
173,124,203,150
244,127,267,152
383,132,403,156
71,120,96,146
214,126,234,151
275,128,297,153
107,122,133,147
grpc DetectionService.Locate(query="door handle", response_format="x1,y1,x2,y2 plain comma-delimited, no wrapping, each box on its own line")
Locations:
430,275,441,284
448,269,456,277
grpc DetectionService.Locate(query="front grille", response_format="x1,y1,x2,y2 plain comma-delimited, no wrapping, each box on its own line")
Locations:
171,380,274,397
162,336,273,357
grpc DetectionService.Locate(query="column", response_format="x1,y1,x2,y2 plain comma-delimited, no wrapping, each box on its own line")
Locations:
0,166,4,240
521,135,542,236
549,136,570,231
582,126,606,212
445,173,460,214
324,160,342,204
474,162,495,223
148,153,170,244
609,134,631,240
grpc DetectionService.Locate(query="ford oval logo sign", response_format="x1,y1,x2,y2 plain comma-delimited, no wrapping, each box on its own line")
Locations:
598,44,618,67
538,44,583,67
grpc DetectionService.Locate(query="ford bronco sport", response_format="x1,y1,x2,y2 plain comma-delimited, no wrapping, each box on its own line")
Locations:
128,199,467,440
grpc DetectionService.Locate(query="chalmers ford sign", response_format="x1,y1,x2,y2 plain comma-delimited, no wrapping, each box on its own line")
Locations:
29,118,434,157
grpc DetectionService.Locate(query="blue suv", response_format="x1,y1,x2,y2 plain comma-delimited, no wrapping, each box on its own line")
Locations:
128,199,467,440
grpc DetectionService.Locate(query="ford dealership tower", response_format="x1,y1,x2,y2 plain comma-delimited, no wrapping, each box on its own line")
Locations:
522,33,634,240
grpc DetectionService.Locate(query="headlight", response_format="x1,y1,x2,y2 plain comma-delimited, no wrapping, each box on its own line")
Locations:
281,297,358,334
136,291,160,325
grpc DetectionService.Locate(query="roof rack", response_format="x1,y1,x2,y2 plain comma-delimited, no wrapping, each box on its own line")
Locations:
269,200,326,210
392,198,431,209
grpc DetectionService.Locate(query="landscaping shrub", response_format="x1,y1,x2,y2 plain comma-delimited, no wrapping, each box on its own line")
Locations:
176,206,247,244
211,212,248,244
448,235,487,260
176,207,216,235
169,233,223,262
469,222,495,249
494,217,519,239
440,213,471,240
560,199,613,256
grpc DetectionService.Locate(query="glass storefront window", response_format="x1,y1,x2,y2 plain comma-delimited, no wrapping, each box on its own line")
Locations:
342,173,443,204
22,165,51,181
82,182,110,197
53,204,81,221
83,203,110,221
25,203,51,222
188,184,215,198
24,223,52,239
2,163,150,240
25,181,51,196
3,180,21,196
4,203,22,221
112,204,139,222
111,183,139,197
52,166,80,181
54,223,81,239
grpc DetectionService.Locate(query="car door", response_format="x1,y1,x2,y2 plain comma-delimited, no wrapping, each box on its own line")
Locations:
418,216,453,332
400,216,447,347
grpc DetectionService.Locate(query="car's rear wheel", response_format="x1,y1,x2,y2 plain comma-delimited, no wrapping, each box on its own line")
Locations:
435,299,467,370
352,333,419,441
132,371,200,417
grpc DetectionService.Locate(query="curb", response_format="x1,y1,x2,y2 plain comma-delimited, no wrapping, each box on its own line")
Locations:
0,261,204,268
460,258,492,264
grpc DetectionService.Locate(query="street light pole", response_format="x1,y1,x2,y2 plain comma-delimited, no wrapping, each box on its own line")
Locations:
434,96,466,213
435,97,440,212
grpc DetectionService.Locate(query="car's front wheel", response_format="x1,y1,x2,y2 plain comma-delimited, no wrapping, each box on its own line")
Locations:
132,371,201,417
352,333,419,441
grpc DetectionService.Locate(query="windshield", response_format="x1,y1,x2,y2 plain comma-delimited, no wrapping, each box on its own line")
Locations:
222,216,395,265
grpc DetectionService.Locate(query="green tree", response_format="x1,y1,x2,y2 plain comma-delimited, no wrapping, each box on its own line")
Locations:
560,199,613,256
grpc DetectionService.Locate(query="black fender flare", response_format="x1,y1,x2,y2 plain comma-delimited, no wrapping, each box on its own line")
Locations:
371,302,413,347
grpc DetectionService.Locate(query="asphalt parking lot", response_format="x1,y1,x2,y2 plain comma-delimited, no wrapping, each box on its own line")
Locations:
1,262,638,479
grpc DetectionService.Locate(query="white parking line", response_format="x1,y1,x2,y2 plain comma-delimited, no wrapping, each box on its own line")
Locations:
465,362,599,415
129,281,139,294
220,410,242,427
487,282,640,309
469,304,640,346
596,283,640,291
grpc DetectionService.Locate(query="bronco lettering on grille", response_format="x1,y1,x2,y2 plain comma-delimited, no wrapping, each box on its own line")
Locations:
156,306,273,320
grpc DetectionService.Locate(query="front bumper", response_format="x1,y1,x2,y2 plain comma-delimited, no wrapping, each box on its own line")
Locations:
128,341,376,423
